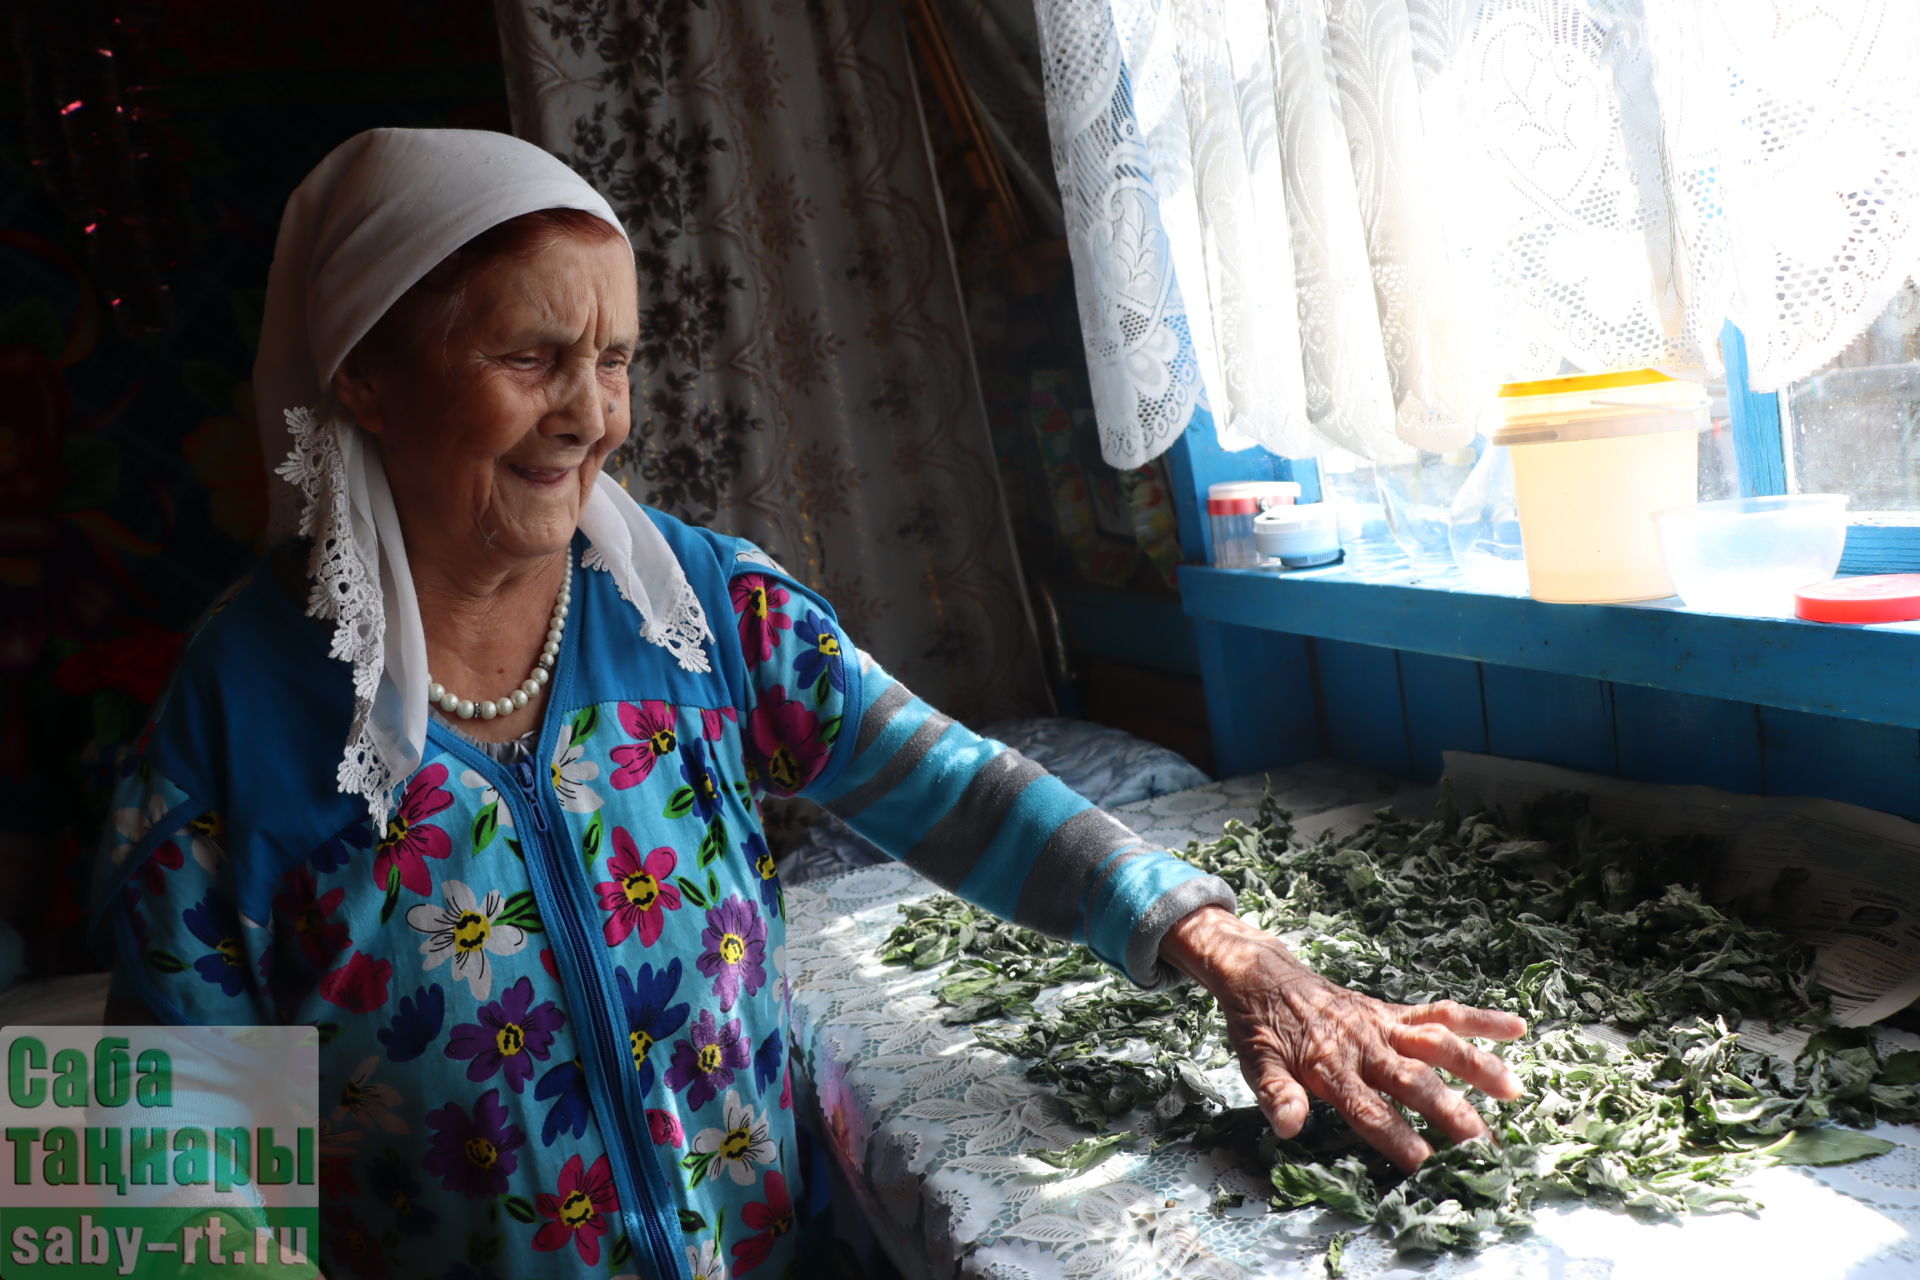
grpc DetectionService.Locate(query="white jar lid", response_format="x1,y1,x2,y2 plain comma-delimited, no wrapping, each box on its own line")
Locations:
1253,502,1337,534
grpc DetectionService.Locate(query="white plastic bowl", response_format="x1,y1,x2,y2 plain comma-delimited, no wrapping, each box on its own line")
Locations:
1652,494,1849,616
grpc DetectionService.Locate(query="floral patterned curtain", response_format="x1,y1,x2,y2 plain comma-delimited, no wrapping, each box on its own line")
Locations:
494,0,1049,726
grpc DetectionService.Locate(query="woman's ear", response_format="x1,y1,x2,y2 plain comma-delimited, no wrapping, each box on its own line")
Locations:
330,357,387,436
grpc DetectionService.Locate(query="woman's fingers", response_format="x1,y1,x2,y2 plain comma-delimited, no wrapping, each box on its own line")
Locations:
1399,998,1528,1041
1320,1069,1432,1172
1197,931,1530,1172
1361,1052,1490,1149
1237,1047,1312,1138
1389,1021,1524,1100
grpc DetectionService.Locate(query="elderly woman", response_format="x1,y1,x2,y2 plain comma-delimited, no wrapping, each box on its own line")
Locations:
94,130,1524,1279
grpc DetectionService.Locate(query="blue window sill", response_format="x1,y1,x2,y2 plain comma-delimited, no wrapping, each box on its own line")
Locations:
1179,562,1920,730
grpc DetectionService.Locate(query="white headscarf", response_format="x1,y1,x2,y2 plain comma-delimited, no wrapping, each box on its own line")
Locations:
255,128,712,825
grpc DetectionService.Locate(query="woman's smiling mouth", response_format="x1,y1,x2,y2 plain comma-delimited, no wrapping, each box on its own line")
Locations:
507,463,577,487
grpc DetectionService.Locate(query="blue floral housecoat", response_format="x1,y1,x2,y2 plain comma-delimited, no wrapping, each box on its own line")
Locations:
92,509,1231,1280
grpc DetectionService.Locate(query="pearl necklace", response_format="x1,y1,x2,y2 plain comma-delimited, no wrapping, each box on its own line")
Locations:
427,549,571,721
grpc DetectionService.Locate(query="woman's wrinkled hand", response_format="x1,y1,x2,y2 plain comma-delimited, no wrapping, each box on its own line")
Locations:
1160,905,1528,1172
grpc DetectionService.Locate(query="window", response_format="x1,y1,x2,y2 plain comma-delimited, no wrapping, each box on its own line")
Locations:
1724,295,1920,575
1784,283,1920,513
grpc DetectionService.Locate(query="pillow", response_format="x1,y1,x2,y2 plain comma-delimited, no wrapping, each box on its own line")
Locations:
781,716,1212,885
975,717,1211,810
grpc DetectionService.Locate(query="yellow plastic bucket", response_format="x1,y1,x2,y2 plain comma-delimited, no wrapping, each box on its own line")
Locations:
1491,370,1708,604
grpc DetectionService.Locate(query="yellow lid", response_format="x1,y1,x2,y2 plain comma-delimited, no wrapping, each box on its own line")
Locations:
1498,369,1677,398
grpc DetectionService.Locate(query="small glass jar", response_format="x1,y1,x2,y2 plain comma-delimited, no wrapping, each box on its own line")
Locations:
1377,447,1479,570
1208,481,1301,567
1448,439,1527,593
1316,451,1398,568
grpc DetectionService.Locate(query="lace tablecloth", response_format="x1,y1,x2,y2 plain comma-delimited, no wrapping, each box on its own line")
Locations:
785,768,1920,1280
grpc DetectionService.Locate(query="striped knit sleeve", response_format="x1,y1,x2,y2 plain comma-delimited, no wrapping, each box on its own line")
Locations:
727,552,1235,987
809,651,1236,988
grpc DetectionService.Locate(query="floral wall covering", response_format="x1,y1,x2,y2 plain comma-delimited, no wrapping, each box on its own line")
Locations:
495,0,1050,729
4,0,1056,971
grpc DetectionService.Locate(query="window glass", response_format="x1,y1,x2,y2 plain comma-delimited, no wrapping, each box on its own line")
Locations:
1702,381,1739,502
1784,283,1920,511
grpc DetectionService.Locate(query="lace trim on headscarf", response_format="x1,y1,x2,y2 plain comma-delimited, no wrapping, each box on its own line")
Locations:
646,574,715,674
275,403,713,822
273,404,400,825
580,543,714,675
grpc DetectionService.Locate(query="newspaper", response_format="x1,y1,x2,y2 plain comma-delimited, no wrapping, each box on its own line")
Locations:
1442,751,1920,1026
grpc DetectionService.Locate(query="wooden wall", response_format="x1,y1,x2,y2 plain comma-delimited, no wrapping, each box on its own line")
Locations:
1311,638,1920,820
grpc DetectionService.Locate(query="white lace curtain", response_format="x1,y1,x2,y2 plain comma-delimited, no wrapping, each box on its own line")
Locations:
1034,0,1920,469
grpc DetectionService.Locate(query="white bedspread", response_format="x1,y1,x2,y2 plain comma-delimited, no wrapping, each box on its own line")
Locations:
785,765,1920,1279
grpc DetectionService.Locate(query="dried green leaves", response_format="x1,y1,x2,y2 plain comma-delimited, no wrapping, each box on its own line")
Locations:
879,789,1920,1254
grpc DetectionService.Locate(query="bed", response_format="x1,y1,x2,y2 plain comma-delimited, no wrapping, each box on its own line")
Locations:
783,761,1920,1280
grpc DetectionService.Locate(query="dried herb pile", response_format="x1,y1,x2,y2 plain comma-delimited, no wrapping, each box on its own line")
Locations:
879,791,1920,1255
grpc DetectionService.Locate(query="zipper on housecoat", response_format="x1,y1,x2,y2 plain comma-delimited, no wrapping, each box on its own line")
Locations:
430,639,687,1279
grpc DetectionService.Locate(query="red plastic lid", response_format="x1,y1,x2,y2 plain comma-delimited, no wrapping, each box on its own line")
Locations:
1795,574,1920,624
1207,497,1259,515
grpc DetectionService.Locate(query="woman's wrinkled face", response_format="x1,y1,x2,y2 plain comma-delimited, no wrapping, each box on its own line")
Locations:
337,232,639,570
